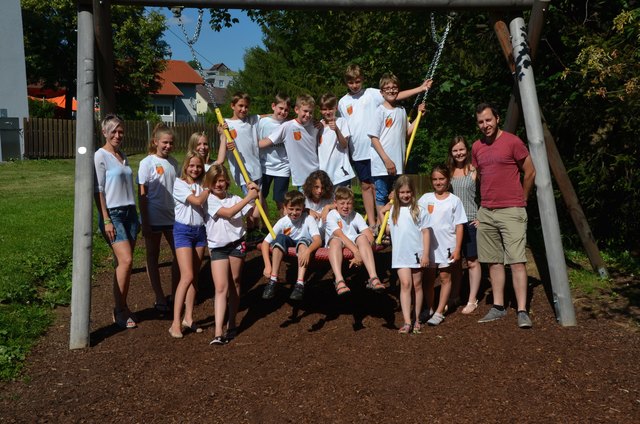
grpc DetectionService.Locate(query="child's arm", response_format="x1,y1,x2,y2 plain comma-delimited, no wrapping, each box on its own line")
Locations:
298,235,322,268
370,135,397,175
258,136,274,149
420,228,430,268
407,103,427,136
397,79,433,101
215,182,259,218
321,203,335,223
452,223,464,262
326,119,348,149
185,187,210,207
213,125,227,165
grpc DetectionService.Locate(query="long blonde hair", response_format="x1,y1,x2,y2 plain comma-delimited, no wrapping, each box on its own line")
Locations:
391,175,419,225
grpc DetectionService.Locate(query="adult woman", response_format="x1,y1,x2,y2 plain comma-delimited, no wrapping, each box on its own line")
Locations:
94,114,139,328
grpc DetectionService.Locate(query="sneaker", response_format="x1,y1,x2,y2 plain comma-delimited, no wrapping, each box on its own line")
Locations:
478,307,507,323
427,312,445,326
209,336,228,346
289,283,305,301
262,281,277,299
517,311,533,329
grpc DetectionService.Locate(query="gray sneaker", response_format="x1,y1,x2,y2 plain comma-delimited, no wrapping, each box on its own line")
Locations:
517,311,533,329
478,307,507,323
262,281,277,300
289,283,305,301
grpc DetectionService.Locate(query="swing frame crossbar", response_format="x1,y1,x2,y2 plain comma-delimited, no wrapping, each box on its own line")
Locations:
71,0,581,350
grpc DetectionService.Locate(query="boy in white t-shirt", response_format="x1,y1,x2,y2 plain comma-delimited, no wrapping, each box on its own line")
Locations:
258,93,291,216
259,94,320,187
318,93,355,187
338,64,431,229
325,187,383,296
261,191,322,301
368,73,429,225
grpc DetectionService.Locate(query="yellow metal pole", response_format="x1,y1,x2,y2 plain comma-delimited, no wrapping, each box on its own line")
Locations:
376,110,423,245
214,108,276,239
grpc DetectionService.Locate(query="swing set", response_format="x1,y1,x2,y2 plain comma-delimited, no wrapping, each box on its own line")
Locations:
71,0,604,349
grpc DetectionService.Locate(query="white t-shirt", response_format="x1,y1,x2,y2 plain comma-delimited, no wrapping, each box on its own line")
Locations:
338,88,384,161
263,213,320,244
305,196,333,237
258,116,290,177
318,118,355,185
205,193,253,248
94,148,136,208
137,154,179,226
226,115,262,186
387,205,430,268
368,105,407,177
268,119,319,186
324,209,368,245
173,178,206,227
418,192,467,265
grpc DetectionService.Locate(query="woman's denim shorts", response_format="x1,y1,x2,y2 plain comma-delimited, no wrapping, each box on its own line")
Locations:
100,205,139,244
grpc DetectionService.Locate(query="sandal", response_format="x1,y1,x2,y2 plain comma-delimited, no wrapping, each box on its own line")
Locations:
412,321,422,334
398,323,412,334
113,309,137,329
182,320,203,334
366,276,385,292
334,280,351,296
461,300,479,315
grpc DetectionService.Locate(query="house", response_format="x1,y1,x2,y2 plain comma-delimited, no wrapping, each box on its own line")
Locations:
195,84,228,115
205,63,236,89
151,60,204,123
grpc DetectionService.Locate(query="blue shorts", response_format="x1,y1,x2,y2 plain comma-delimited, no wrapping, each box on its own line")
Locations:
462,222,478,259
262,174,289,203
173,222,206,249
352,159,373,183
100,205,139,245
373,175,398,205
241,178,262,196
271,234,311,253
210,239,247,261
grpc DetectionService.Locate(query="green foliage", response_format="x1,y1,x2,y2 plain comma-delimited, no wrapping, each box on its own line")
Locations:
21,1,169,119
27,97,55,118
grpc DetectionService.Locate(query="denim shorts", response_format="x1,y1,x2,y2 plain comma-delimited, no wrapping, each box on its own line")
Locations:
352,159,373,183
210,238,247,261
271,234,311,253
173,221,206,249
262,174,289,203
100,205,139,244
373,175,398,205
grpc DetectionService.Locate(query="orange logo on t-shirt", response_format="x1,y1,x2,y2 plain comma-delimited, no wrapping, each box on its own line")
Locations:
229,129,237,139
385,117,393,128
427,203,434,214
283,227,292,236
337,220,343,230
156,165,164,175
347,105,353,115
293,131,302,141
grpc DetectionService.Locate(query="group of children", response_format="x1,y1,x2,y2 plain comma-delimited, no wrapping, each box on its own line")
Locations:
96,64,479,343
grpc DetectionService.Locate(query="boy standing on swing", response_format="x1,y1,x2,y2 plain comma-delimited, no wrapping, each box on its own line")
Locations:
338,64,432,232
368,73,429,225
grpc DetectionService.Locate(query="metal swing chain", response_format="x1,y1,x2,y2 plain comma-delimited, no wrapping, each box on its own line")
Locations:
413,13,453,109
176,8,220,109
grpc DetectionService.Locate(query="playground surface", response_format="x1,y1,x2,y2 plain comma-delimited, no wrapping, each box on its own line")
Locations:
1,244,639,423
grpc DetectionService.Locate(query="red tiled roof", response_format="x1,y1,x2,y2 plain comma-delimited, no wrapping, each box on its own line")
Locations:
153,60,204,95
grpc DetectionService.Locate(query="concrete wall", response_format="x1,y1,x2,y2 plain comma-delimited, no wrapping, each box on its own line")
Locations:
0,0,29,160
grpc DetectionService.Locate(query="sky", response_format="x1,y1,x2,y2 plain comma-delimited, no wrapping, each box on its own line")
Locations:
150,8,264,72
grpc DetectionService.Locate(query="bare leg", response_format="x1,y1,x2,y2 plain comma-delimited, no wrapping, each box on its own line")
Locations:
227,255,244,331
488,263,506,306
436,269,452,315
397,268,413,325
170,247,194,336
510,262,528,311
271,247,284,279
356,236,377,279
328,238,345,282
466,257,481,304
361,181,377,227
296,244,309,281
111,240,135,314
143,231,166,305
424,268,436,313
211,258,229,338
163,229,180,296
412,269,423,323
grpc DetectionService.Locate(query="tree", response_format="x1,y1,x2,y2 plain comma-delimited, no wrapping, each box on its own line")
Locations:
21,1,169,119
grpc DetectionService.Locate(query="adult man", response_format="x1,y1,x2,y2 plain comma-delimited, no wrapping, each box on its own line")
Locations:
472,103,536,328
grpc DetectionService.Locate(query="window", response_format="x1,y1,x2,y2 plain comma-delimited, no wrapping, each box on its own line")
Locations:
218,80,224,87
154,105,171,116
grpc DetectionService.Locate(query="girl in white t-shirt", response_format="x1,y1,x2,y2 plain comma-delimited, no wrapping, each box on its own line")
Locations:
187,131,226,172
303,170,335,238
417,165,467,326
168,152,211,339
381,175,430,334
138,123,180,313
204,164,259,345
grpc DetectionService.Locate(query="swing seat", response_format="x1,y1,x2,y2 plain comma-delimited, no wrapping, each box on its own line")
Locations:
257,242,384,261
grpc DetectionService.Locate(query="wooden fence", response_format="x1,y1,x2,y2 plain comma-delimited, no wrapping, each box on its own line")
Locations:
23,118,220,158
